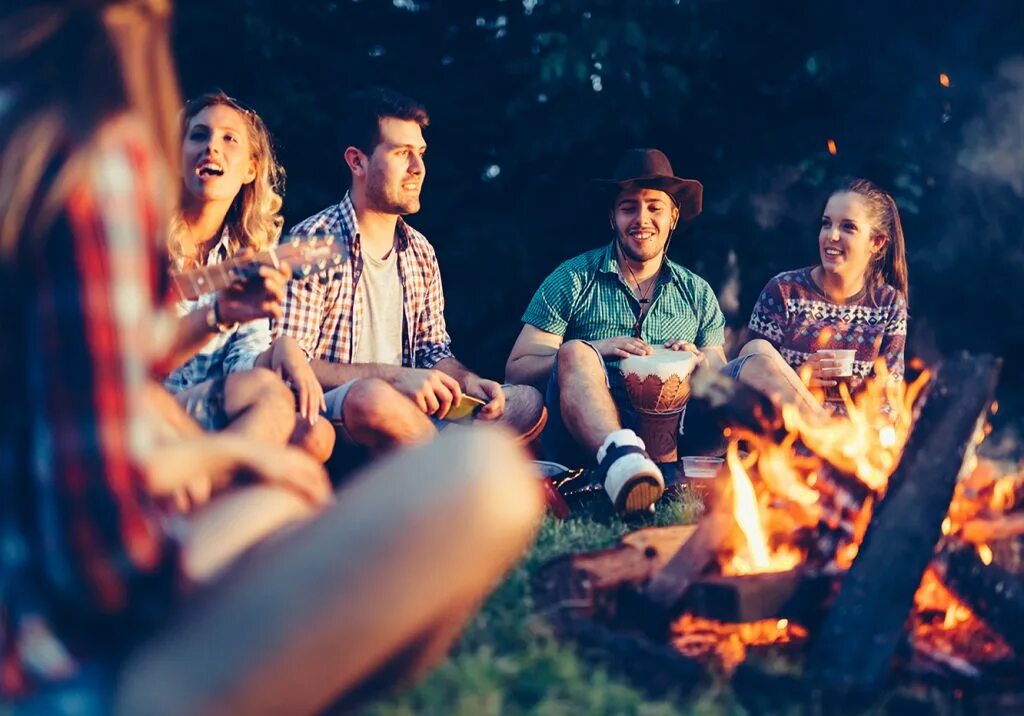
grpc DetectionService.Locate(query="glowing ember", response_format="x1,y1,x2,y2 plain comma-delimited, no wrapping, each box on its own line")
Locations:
670,613,808,673
939,72,951,87
977,543,993,566
826,138,838,155
912,569,1014,666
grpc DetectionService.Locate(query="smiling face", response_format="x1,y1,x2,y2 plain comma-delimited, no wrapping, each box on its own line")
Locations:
180,104,257,205
359,117,426,216
818,191,885,283
611,187,679,264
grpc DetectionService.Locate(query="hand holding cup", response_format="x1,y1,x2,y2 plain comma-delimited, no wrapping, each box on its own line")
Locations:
805,349,856,388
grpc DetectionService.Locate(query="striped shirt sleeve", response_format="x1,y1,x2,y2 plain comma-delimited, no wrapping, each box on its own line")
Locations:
693,276,727,348
521,261,580,336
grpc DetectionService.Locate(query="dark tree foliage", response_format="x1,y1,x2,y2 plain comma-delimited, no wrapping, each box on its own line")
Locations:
174,0,1024,424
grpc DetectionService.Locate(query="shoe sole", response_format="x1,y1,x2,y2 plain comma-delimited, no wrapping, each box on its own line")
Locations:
616,475,665,513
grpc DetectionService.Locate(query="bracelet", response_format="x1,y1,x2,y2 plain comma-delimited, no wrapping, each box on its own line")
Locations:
206,298,238,334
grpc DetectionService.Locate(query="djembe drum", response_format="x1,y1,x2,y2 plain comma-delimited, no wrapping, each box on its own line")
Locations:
618,348,698,464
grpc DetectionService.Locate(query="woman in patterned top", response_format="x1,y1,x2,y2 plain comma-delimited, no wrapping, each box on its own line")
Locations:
738,178,909,411
161,91,334,461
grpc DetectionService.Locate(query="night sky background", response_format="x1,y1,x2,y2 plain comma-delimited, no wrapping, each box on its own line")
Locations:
174,0,1024,434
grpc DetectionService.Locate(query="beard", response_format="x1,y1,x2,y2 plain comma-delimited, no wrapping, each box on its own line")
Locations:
365,168,421,216
616,231,668,264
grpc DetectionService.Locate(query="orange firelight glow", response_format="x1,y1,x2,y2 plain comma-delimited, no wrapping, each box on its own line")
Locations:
939,73,951,87
826,139,837,155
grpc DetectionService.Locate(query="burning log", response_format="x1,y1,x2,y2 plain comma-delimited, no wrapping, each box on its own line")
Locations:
680,569,836,624
688,367,785,439
805,353,1002,692
934,539,1024,658
960,514,1024,544
642,477,734,625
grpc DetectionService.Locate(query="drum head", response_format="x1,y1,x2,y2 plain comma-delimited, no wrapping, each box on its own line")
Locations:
618,346,697,382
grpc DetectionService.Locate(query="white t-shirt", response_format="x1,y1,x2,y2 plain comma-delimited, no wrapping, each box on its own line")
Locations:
351,245,404,365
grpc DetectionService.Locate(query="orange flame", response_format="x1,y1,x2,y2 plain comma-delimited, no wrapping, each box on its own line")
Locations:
782,360,930,493
827,139,838,155
939,73,951,88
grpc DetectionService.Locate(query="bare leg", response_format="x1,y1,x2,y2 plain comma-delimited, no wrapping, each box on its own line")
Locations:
221,368,296,445
289,418,336,463
556,340,623,455
180,484,317,583
736,339,827,420
489,384,547,443
342,378,436,452
114,427,544,716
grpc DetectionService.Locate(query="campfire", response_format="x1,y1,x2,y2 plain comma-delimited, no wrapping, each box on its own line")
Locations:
535,352,1023,700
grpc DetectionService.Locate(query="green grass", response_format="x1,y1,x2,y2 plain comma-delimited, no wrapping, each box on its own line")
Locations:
360,491,752,716
357,490,984,716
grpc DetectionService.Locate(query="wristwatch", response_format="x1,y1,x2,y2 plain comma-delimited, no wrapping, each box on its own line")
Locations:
205,298,237,333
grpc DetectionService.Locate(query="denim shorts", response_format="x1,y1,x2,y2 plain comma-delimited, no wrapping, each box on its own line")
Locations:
539,346,756,467
174,376,229,431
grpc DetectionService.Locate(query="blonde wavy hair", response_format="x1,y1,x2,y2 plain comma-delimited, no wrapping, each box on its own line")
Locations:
170,91,284,266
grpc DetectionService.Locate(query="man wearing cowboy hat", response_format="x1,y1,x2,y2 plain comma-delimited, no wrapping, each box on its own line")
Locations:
505,148,727,513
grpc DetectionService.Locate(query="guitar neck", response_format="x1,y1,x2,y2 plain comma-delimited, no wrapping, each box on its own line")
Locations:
169,233,345,301
172,252,278,301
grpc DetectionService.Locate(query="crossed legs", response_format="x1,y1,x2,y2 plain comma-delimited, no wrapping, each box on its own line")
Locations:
734,339,828,421
114,427,544,716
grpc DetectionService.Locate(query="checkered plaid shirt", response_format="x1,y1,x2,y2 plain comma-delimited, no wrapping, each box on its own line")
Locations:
523,242,726,347
1,127,177,697
163,228,270,393
276,192,452,370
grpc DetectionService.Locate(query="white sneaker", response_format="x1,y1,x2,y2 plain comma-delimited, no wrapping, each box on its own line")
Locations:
597,429,664,513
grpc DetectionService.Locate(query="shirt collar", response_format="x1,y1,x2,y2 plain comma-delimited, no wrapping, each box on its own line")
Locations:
338,191,412,251
203,225,233,267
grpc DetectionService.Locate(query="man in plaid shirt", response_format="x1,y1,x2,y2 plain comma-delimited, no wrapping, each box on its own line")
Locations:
277,89,544,450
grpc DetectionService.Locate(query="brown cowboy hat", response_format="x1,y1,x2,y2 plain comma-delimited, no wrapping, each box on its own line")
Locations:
592,148,703,221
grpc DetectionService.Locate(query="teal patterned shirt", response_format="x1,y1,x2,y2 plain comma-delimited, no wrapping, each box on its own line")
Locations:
522,243,726,354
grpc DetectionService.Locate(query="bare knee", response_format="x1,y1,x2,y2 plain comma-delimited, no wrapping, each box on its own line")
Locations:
292,419,336,463
228,368,294,409
557,340,602,375
739,338,779,359
736,351,776,379
343,378,414,435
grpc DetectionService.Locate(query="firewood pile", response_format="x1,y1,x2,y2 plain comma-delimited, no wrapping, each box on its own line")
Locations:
534,353,1024,706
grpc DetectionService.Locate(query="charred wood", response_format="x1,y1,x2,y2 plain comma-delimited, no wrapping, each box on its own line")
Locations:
680,568,837,624
935,539,1024,658
805,353,1002,692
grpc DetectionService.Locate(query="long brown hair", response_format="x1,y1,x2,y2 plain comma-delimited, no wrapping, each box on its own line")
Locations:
0,0,181,261
830,178,910,309
169,91,285,267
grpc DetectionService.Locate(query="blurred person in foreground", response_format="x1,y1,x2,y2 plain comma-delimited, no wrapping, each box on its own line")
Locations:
0,2,544,714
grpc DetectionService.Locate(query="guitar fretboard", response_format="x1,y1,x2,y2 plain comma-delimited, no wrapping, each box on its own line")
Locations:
171,253,278,300
169,235,345,301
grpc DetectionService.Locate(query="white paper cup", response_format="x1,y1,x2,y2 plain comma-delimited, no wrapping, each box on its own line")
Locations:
818,349,856,377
